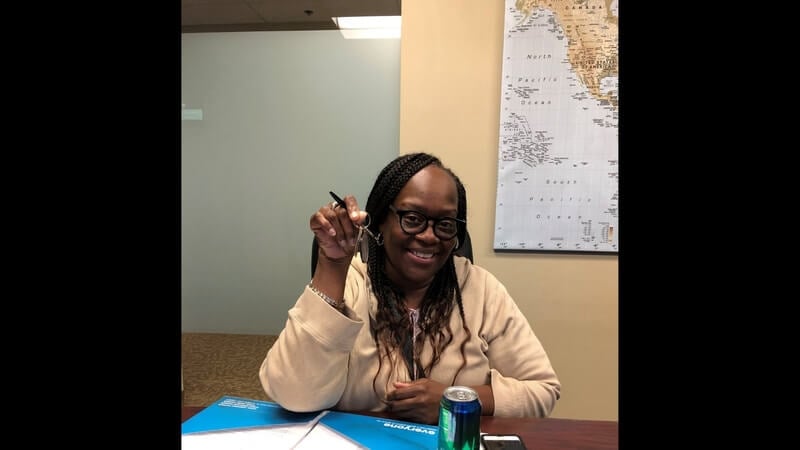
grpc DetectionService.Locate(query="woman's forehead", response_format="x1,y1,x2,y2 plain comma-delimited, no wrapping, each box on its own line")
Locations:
396,166,458,207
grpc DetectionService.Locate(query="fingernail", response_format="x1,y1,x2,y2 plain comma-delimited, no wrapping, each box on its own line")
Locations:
339,240,347,248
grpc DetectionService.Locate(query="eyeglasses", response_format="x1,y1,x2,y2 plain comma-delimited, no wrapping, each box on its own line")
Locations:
389,205,465,240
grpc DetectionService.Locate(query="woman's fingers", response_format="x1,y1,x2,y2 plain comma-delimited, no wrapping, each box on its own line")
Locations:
310,197,364,260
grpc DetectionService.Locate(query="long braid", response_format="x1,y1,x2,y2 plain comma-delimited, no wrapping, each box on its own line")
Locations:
364,153,473,397
443,166,472,384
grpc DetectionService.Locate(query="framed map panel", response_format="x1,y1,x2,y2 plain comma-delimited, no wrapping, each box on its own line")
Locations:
493,0,618,253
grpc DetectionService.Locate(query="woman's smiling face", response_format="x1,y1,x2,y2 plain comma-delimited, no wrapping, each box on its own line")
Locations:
380,165,460,291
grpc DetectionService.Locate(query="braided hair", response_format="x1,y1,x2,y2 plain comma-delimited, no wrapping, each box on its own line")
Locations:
362,153,472,397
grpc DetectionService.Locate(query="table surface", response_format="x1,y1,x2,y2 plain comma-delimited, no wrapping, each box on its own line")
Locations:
182,405,618,450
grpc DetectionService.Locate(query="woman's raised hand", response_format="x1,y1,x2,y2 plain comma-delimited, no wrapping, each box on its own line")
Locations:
310,194,368,263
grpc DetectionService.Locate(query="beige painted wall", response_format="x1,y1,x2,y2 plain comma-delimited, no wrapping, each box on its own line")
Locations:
399,0,618,421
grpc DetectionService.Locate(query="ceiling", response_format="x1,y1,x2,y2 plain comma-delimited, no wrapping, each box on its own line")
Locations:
182,0,402,33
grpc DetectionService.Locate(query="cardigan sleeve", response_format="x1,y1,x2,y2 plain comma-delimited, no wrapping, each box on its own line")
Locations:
259,280,364,412
479,274,561,417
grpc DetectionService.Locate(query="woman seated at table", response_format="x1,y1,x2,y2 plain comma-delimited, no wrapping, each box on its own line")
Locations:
260,152,560,424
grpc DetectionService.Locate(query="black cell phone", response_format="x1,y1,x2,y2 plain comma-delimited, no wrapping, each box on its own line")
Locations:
481,433,527,450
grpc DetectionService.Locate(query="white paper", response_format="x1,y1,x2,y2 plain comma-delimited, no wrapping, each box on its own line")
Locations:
181,415,366,450
182,424,308,450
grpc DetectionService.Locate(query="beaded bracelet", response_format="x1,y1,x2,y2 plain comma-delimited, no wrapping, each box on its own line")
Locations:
308,282,344,311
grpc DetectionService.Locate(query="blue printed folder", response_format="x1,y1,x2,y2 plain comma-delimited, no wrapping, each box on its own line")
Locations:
182,395,438,449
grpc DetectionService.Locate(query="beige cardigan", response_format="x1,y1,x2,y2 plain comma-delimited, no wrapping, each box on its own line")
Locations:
260,256,560,417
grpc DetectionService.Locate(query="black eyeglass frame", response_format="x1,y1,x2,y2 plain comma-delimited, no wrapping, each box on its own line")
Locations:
388,205,465,241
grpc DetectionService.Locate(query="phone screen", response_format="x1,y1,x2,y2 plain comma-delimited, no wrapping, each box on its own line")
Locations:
481,434,527,450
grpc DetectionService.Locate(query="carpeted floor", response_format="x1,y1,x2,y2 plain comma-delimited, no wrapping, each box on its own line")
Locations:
182,332,278,406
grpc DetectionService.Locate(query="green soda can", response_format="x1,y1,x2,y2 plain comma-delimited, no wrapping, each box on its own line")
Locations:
437,386,482,450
